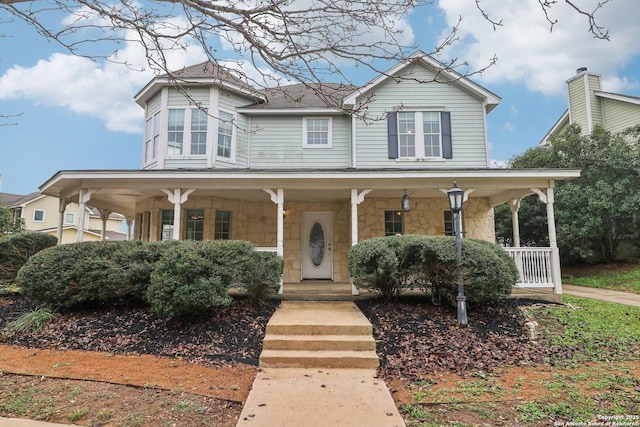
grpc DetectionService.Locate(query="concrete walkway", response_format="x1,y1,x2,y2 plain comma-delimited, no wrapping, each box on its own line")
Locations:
563,284,640,307
236,368,404,427
0,418,74,427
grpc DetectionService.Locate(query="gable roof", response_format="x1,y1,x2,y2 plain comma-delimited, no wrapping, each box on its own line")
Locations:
0,192,26,207
134,61,267,107
342,51,501,112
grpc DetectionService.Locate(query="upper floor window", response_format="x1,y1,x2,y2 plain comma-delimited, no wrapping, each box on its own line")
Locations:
398,111,442,158
384,210,403,236
167,109,185,155
167,108,208,156
388,111,452,160
217,110,234,159
144,112,160,163
303,118,332,148
191,109,208,155
33,209,45,222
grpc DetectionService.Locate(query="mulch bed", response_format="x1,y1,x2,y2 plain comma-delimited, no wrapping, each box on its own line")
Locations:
1,293,561,380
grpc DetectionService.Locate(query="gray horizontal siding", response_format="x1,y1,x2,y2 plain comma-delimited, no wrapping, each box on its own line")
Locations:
217,90,255,168
164,158,208,169
355,63,488,168
249,115,351,168
167,87,210,106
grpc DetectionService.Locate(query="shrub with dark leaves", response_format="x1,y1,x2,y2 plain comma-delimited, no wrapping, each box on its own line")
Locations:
349,235,518,304
0,232,57,286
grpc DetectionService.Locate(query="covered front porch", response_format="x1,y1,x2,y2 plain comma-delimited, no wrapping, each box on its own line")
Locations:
39,168,580,298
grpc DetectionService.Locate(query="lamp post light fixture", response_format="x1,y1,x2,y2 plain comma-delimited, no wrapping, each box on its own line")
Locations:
401,191,411,212
447,181,468,326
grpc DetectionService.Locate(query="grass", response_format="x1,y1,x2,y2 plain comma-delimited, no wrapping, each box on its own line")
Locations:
530,296,640,363
5,307,57,334
563,264,640,293
403,295,640,427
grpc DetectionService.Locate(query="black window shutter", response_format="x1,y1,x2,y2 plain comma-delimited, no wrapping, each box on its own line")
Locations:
441,111,453,159
387,111,399,159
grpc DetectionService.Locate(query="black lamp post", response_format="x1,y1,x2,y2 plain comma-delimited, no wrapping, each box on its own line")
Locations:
447,182,468,326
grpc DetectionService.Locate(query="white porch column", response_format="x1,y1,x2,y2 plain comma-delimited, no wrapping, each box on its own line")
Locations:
264,188,284,294
99,209,111,241
161,188,196,240
532,186,563,295
126,216,134,240
76,189,98,242
56,198,69,244
508,198,522,247
350,189,372,295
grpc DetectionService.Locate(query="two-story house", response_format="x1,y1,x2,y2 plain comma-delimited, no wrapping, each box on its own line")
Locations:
0,191,127,243
541,67,640,144
39,52,579,296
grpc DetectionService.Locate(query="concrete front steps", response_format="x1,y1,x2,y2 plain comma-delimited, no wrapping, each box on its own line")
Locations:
259,301,379,369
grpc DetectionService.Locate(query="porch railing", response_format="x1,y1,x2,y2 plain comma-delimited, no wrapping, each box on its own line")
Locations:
504,247,553,288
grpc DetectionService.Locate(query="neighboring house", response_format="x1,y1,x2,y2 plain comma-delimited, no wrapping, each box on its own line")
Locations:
541,67,640,145
0,192,127,244
39,52,579,296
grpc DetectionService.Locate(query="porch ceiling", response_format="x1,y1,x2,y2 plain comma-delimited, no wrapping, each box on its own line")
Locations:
39,168,580,215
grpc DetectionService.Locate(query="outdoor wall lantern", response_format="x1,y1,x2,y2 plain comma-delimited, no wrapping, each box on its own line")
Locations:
446,182,468,326
401,191,411,212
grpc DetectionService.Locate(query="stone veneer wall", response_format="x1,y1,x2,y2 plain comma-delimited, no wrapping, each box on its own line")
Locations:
134,196,495,284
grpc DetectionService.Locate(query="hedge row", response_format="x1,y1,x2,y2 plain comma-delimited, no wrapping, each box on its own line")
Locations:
348,235,518,305
16,240,283,317
0,232,58,286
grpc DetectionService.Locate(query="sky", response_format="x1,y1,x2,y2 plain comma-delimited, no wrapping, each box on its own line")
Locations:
1,0,640,195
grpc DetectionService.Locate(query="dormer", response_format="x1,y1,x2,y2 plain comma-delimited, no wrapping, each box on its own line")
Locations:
134,62,265,170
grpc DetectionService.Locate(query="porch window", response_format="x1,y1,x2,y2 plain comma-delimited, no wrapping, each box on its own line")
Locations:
384,210,403,236
214,210,231,240
217,110,234,159
444,210,464,236
303,117,332,148
185,209,204,240
190,109,208,155
160,209,174,240
444,210,454,236
167,109,185,155
33,209,45,222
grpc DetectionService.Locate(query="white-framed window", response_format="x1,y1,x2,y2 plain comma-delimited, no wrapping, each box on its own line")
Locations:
167,109,185,155
167,108,210,157
217,110,235,159
303,117,332,148
33,209,45,222
144,111,160,163
398,111,442,158
191,109,208,155
64,212,75,225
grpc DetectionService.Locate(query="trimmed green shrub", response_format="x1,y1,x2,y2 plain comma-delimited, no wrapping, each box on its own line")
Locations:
348,235,518,305
16,240,173,308
237,250,284,304
0,232,58,286
147,240,257,317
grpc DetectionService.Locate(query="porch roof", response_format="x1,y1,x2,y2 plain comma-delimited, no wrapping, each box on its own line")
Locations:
40,168,580,216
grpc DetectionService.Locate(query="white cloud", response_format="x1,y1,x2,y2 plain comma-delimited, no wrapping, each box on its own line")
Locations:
436,0,640,96
501,121,515,133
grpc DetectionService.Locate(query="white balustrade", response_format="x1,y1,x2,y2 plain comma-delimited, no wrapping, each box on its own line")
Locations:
504,247,554,288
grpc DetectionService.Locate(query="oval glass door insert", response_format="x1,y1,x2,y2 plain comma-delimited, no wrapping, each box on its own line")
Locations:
309,221,325,267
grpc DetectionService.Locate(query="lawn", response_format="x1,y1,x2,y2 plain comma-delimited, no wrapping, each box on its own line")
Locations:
563,262,640,294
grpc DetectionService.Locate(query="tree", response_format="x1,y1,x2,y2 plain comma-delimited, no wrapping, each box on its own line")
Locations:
0,0,613,116
0,205,24,235
496,125,640,264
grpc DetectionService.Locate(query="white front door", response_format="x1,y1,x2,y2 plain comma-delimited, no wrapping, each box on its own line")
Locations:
301,212,333,280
